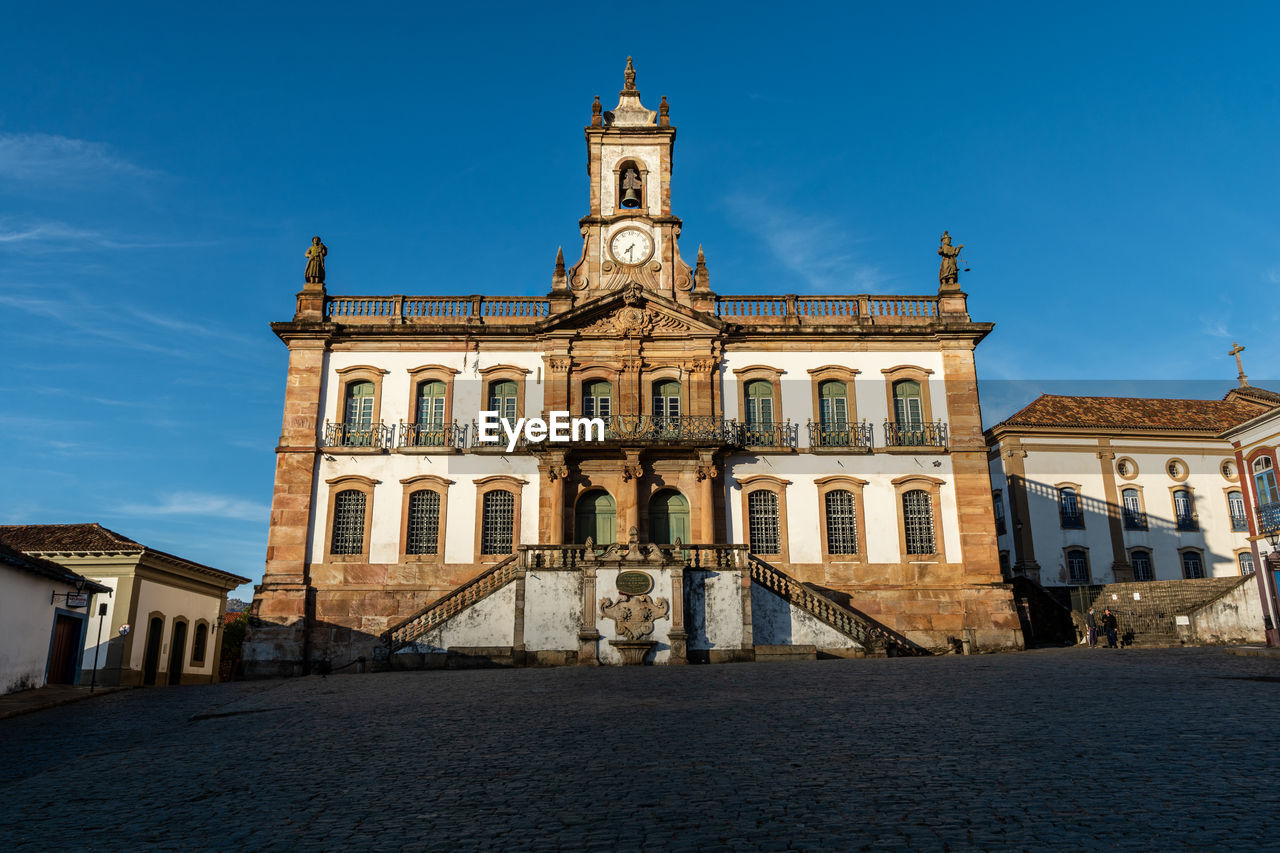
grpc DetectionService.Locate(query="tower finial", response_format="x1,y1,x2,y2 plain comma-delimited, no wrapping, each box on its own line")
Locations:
555,246,565,275
659,95,669,127
591,95,602,127
624,56,636,91
1229,341,1249,387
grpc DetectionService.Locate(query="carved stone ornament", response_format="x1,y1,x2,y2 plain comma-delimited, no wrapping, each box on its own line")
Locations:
599,592,670,641
547,463,569,481
695,462,720,482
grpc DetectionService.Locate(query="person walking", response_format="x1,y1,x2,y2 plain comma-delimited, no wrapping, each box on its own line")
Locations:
1085,608,1098,648
1102,608,1119,649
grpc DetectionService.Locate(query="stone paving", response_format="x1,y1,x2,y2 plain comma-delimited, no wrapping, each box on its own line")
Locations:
1,647,1278,851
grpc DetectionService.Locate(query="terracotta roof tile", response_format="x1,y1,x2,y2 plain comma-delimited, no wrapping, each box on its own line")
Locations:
995,394,1272,432
0,523,144,553
0,535,112,592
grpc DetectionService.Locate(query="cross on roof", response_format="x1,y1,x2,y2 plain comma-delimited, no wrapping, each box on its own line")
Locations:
1229,341,1249,387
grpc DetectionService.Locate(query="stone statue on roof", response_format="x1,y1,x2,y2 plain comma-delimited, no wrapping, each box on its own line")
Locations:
938,231,963,289
304,236,327,284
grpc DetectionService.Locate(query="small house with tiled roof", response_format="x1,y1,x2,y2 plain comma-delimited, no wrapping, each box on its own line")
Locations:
985,384,1278,588
0,524,249,687
0,536,111,694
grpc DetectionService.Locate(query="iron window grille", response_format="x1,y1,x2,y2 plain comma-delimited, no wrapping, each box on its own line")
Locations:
902,489,935,555
406,491,441,555
480,490,515,555
1181,551,1205,579
1239,553,1255,576
1058,488,1083,529
824,490,858,555
1131,551,1154,582
1066,549,1089,584
747,490,781,555
331,489,367,555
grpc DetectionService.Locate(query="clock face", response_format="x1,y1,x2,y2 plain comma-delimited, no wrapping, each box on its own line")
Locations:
609,228,654,266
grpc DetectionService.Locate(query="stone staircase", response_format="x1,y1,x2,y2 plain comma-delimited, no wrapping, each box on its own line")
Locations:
746,556,928,657
384,555,520,653
1047,576,1251,646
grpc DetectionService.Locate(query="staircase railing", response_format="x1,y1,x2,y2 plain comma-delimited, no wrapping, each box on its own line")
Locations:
384,555,520,652
746,555,928,656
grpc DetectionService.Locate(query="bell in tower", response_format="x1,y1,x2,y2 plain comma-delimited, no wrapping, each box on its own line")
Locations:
620,168,642,209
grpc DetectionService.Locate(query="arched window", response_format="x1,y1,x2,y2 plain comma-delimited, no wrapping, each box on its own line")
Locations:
330,489,367,555
406,490,442,555
1254,457,1279,506
345,380,375,426
652,380,681,421
416,380,446,427
1173,489,1196,530
648,489,689,545
488,380,518,422
1121,488,1145,530
818,380,848,429
1239,552,1256,575
1066,549,1089,584
574,490,617,546
744,380,774,426
747,490,781,555
902,489,935,555
892,380,923,427
583,379,613,420
1181,550,1205,579
1058,487,1083,528
992,491,1006,536
1131,549,1153,582
480,489,515,555
617,159,644,209
824,489,858,555
191,622,208,665
1228,491,1247,531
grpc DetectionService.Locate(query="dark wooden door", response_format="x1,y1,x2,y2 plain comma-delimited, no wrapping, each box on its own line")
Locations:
47,614,81,685
168,621,187,686
143,617,163,685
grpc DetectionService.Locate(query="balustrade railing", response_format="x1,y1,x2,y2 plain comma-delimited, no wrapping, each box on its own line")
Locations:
516,542,747,570
1259,502,1280,535
807,420,874,449
322,420,395,449
469,415,751,450
1123,509,1148,531
739,420,799,448
1060,511,1085,530
385,555,520,650
883,420,949,448
399,421,468,450
327,295,550,324
1230,513,1249,533
715,294,939,325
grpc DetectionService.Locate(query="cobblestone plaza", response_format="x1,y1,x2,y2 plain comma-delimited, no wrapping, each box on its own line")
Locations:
2,648,1277,850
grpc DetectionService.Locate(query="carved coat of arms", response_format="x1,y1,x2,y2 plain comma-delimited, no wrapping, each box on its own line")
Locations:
599,593,670,640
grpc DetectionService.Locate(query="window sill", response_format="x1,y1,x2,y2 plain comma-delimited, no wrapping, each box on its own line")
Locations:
326,553,370,563
879,446,948,455
808,446,873,455
324,446,388,456
397,447,461,455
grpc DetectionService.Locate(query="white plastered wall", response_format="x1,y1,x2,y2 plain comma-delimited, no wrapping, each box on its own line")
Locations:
130,579,224,677
0,569,84,693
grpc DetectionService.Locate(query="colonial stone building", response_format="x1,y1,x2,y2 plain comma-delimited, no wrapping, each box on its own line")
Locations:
247,60,1021,673
986,372,1280,590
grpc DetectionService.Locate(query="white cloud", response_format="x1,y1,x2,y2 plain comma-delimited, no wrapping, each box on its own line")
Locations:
0,132,155,184
723,193,885,292
116,492,270,524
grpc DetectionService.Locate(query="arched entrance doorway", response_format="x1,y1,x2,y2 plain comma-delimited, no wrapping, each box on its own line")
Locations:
649,489,690,545
142,616,163,686
574,489,616,546
168,620,188,686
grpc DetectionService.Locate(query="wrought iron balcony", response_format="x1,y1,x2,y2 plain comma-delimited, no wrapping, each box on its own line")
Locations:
1060,511,1084,530
1256,502,1280,534
883,420,949,448
1175,515,1198,532
323,420,394,449
807,420,874,450
1230,513,1249,533
467,415,749,450
738,420,799,449
1123,509,1147,530
399,421,468,450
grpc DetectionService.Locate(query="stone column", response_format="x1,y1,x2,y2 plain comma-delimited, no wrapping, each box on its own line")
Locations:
578,565,600,665
622,451,643,536
667,565,687,664
697,454,719,543
246,333,328,678
546,454,568,545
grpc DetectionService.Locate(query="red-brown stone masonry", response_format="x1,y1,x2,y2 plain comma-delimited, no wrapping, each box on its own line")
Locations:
941,343,1004,586
262,339,326,587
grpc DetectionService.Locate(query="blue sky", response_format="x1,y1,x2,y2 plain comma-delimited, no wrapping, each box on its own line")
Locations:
2,2,1278,597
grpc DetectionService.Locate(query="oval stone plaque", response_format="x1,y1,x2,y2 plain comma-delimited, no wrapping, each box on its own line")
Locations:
615,570,654,596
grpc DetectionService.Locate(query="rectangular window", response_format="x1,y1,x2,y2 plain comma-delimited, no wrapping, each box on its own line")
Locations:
331,490,367,555
747,490,781,555
1181,551,1205,579
824,490,858,555
406,491,441,555
903,490,935,555
480,490,515,555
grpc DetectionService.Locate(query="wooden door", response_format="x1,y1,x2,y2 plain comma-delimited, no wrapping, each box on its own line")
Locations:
47,614,81,685
143,616,163,685
168,621,187,686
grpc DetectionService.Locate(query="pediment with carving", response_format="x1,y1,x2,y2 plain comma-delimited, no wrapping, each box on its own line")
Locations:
544,284,722,339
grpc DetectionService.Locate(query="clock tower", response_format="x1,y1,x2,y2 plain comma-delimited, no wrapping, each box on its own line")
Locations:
558,58,704,305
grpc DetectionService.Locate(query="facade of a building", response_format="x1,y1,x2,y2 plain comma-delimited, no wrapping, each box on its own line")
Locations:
247,60,1022,673
0,537,110,694
987,387,1280,590
0,524,248,686
1220,398,1280,646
